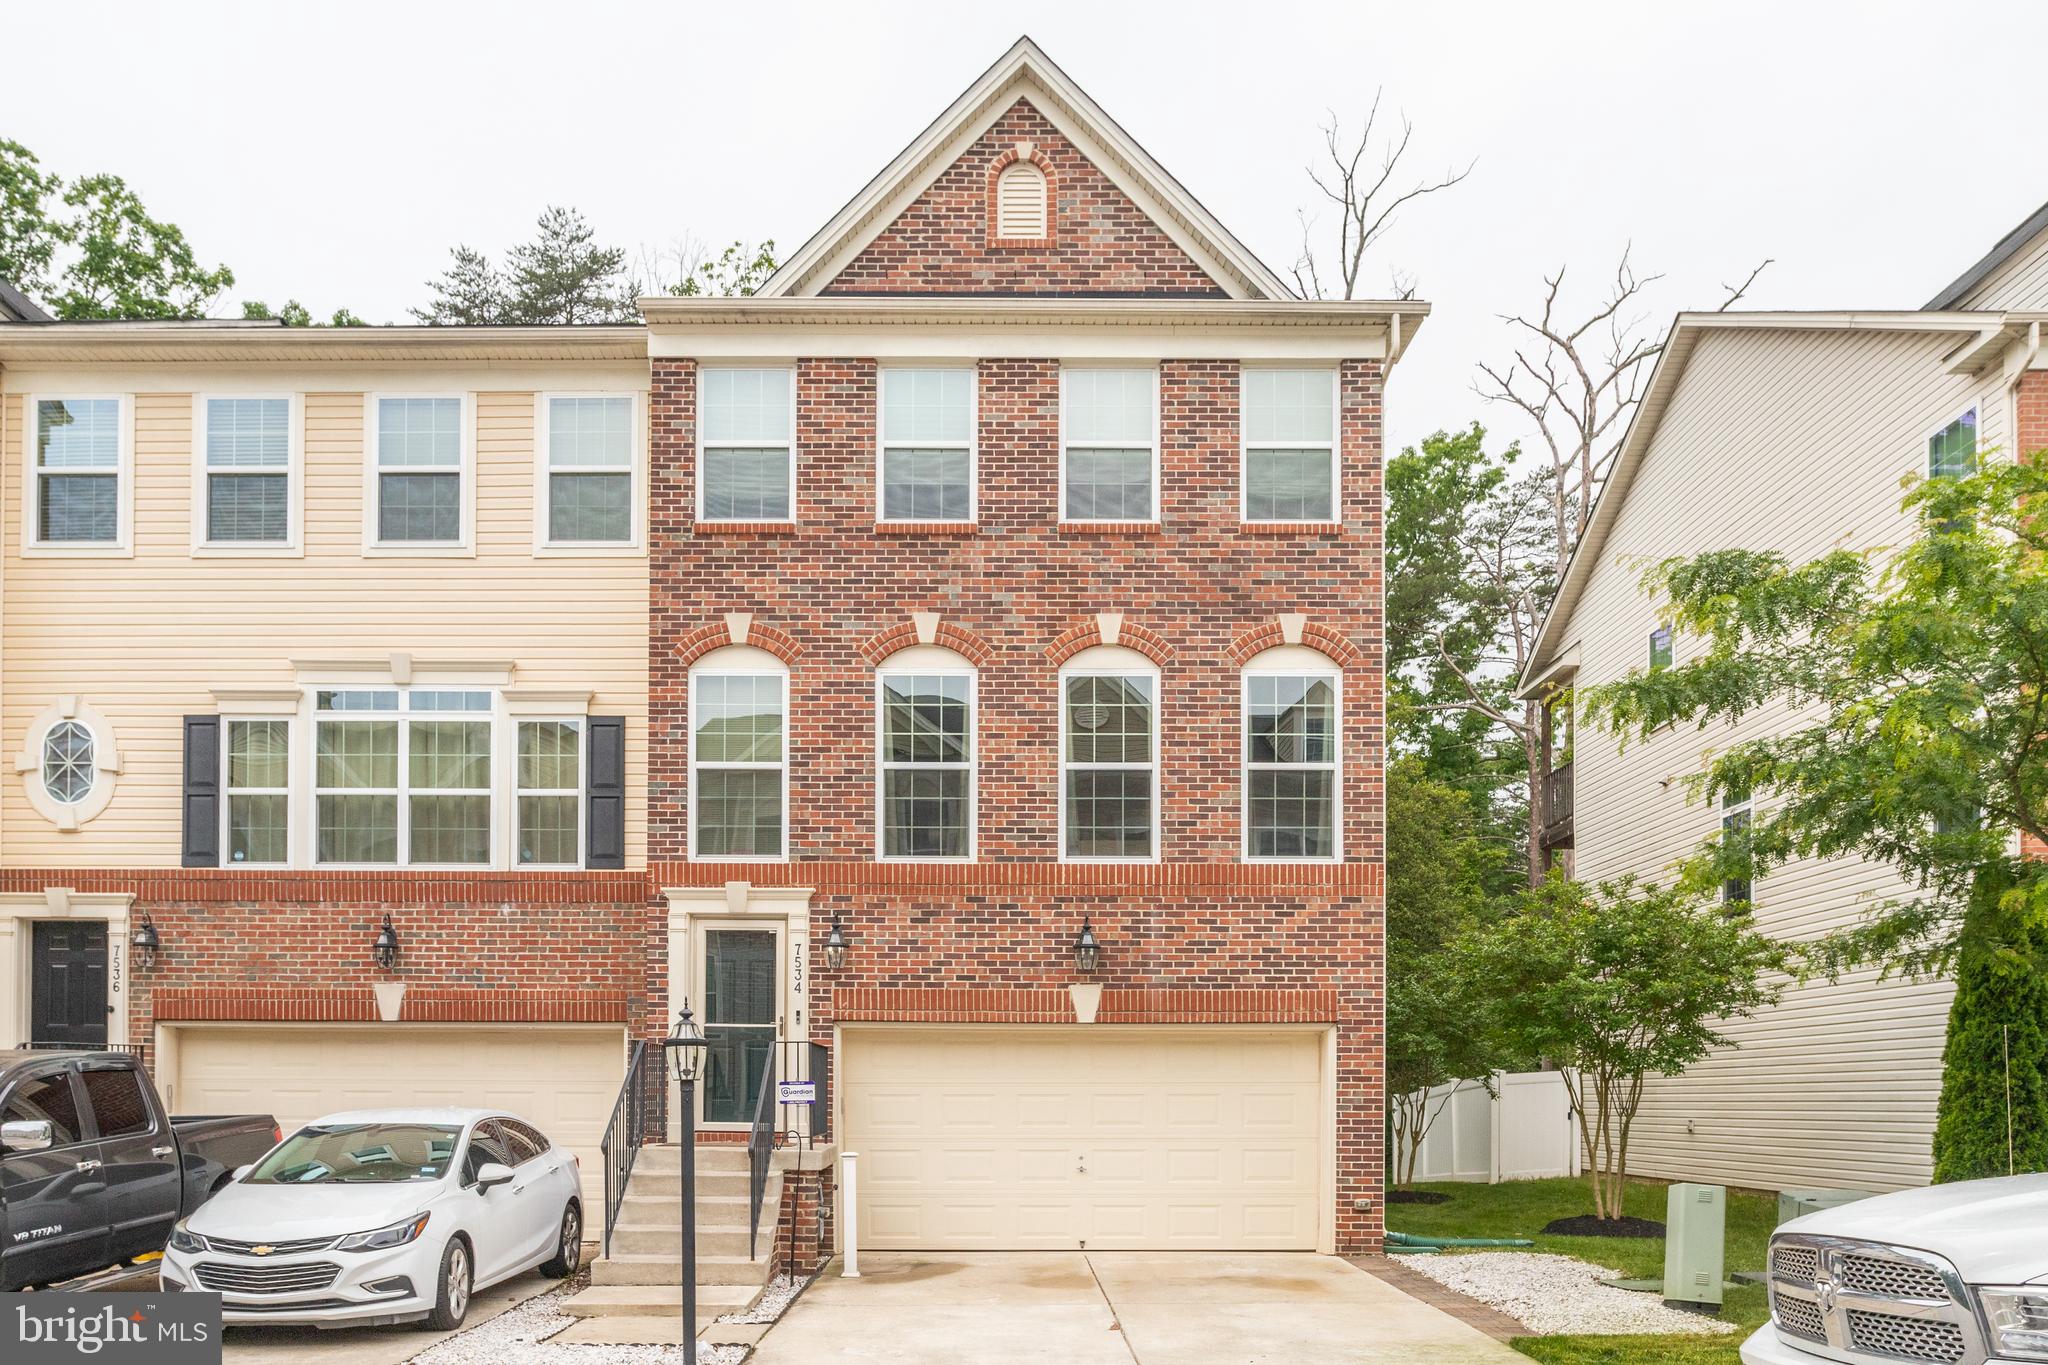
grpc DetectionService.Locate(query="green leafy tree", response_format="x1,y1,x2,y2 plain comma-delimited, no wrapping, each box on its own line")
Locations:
48,173,234,319
412,244,506,325
1385,759,1508,1183
672,238,778,297
241,299,368,328
501,206,636,324
1458,873,1783,1220
1576,461,2048,1179
0,139,66,299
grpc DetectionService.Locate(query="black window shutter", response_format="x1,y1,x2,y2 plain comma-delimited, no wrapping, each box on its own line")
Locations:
182,715,221,867
586,716,626,869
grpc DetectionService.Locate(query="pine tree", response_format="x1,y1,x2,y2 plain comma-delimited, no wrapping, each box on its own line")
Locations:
1932,867,2048,1182
500,206,636,324
411,245,505,325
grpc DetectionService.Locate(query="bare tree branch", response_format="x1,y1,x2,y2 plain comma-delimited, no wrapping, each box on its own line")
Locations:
1293,95,1473,299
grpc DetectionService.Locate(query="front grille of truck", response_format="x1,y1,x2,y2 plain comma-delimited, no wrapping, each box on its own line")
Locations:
194,1260,342,1295
1768,1234,1983,1365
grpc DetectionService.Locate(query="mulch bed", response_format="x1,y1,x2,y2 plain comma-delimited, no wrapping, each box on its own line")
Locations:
1386,1189,1453,1205
1541,1213,1666,1238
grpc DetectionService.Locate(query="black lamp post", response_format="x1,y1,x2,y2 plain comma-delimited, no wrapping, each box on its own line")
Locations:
131,916,160,971
824,915,849,970
662,1003,709,1363
1074,918,1102,973
371,915,400,971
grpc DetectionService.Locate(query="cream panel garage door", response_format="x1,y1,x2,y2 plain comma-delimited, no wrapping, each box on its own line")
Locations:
166,1025,624,1200
843,1028,1324,1251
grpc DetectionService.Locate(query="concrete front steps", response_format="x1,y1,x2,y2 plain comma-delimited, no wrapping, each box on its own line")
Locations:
565,1143,785,1327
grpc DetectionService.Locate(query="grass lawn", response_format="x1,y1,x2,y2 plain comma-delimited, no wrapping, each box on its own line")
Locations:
1388,1175,1777,1365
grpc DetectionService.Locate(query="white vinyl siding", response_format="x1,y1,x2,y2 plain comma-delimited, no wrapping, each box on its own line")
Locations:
1948,222,2048,311
1560,325,2008,1192
698,368,794,522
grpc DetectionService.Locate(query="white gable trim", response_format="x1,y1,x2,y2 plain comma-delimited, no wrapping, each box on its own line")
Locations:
759,37,1291,302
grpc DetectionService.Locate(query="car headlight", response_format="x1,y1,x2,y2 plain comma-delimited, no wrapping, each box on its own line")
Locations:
1979,1287,2048,1361
167,1220,208,1255
335,1213,431,1253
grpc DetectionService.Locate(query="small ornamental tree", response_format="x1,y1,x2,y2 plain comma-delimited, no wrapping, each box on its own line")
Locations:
1459,873,1783,1221
1575,461,2048,1180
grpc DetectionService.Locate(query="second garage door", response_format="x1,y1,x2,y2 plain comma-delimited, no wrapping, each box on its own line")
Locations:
842,1027,1324,1251
164,1024,624,1199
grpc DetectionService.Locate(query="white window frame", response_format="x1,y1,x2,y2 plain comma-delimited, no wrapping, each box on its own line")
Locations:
192,393,304,555
1241,666,1343,863
874,660,977,862
22,393,134,556
536,391,645,553
514,715,587,869
1926,403,1980,480
1239,365,1341,524
687,657,790,863
1721,788,1755,907
363,393,476,554
1059,365,1161,525
876,366,977,524
1057,652,1161,864
696,365,797,524
306,687,500,870
220,715,294,867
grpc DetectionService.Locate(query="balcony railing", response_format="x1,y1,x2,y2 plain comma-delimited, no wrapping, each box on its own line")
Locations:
1540,761,1574,849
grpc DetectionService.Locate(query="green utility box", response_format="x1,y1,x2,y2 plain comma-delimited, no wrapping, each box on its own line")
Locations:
1778,1188,1874,1225
1663,1183,1726,1314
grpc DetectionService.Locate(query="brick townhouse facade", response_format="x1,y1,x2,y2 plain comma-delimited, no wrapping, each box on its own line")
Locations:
0,39,1421,1258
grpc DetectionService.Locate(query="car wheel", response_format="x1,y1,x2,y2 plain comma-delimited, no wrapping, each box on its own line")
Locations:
420,1238,472,1332
540,1203,581,1278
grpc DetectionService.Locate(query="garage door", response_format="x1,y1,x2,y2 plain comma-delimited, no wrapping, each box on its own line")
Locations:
843,1028,1323,1250
165,1025,623,1200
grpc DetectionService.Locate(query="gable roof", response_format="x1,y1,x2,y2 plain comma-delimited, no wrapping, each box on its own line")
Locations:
757,37,1293,301
1924,198,2048,310
0,278,52,323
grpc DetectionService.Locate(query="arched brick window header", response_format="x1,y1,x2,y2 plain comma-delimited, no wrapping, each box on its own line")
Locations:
674,612,802,668
1045,612,1173,667
1225,616,1362,669
987,143,1056,248
859,615,995,668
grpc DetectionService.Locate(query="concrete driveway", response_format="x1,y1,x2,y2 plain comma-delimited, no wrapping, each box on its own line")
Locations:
749,1252,1522,1365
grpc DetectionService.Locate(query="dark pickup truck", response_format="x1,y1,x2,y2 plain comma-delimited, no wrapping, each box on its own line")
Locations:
0,1048,278,1290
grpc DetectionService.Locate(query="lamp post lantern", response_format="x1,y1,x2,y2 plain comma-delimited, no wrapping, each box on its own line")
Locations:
661,1003,709,1363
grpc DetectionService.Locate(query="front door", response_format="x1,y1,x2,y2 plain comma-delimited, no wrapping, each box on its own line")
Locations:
700,928,778,1125
31,922,108,1049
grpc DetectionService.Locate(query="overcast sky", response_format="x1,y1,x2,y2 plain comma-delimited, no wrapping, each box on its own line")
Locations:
9,0,2047,457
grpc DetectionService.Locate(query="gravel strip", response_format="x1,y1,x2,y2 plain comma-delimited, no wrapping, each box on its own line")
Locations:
714,1273,811,1325
410,1273,747,1365
1392,1252,1737,1337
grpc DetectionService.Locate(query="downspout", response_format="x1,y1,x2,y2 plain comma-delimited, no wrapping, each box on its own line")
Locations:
2010,320,2041,458
1388,312,1404,368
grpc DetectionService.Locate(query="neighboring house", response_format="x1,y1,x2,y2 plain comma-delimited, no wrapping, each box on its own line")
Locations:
1520,202,2048,1194
0,280,53,323
0,38,1417,1256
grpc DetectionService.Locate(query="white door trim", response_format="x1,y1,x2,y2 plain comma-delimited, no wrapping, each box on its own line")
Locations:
662,882,814,1133
0,888,135,1051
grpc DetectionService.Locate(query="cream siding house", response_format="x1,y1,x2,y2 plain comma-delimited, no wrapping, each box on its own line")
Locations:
1522,205,2048,1193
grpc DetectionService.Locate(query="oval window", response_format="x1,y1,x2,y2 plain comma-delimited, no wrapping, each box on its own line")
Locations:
43,720,95,804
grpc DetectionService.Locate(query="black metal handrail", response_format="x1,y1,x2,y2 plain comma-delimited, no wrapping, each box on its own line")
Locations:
600,1040,668,1258
745,1046,779,1260
774,1039,831,1145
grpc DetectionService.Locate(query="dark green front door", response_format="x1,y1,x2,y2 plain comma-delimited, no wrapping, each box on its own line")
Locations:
703,928,777,1124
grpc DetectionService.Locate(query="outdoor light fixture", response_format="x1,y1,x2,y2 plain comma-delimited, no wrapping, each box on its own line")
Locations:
1074,918,1102,973
661,1003,711,1365
131,915,160,971
371,915,400,971
824,915,849,971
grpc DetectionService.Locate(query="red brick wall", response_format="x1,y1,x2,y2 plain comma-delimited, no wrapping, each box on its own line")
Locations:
772,1163,837,1278
821,100,1227,297
647,355,1387,1252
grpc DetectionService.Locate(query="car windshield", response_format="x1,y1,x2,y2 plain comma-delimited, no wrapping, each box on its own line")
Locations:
244,1123,461,1184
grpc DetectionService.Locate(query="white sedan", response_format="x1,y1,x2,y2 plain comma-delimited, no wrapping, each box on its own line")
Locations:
161,1108,583,1330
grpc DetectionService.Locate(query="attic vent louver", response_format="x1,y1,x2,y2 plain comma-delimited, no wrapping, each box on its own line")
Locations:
996,161,1048,241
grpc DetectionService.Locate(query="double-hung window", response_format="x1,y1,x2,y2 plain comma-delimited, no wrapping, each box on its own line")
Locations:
516,719,583,865
1649,625,1673,670
543,395,635,545
690,670,787,858
372,396,466,545
879,368,974,522
1060,667,1157,859
1929,407,1978,479
699,368,793,521
199,397,294,545
878,669,973,858
30,397,126,548
1242,369,1338,522
315,688,492,865
1721,788,1754,907
225,719,290,864
1244,671,1340,859
1062,368,1157,522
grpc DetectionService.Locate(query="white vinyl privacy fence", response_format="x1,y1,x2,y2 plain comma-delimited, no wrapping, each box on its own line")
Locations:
1406,1070,1582,1184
